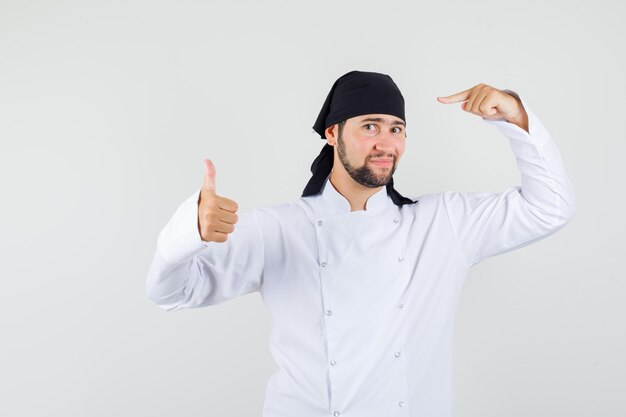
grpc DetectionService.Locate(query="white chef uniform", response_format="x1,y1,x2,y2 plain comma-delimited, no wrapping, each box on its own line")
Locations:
146,91,576,417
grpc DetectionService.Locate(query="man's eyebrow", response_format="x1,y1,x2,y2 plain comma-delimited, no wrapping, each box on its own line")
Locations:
359,117,406,127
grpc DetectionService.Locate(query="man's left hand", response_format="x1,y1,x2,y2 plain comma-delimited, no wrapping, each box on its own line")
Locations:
437,83,529,133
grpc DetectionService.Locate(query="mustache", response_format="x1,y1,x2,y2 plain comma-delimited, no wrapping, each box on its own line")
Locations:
367,154,397,161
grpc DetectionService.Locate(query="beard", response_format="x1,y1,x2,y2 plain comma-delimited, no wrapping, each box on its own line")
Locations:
336,131,397,188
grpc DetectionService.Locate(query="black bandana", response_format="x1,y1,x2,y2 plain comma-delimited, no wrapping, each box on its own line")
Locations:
302,70,418,207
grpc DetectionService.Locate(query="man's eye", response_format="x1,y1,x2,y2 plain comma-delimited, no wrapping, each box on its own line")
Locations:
392,127,403,133
364,124,376,131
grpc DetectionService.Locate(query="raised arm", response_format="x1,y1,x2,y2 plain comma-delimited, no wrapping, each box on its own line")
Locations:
146,160,265,311
437,86,576,267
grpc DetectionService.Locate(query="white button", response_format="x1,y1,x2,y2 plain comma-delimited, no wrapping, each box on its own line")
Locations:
330,360,336,366
333,412,340,417
317,220,324,226
395,351,401,358
321,261,328,267
325,310,333,316
393,218,400,223
399,303,404,309
398,256,404,262
399,401,405,407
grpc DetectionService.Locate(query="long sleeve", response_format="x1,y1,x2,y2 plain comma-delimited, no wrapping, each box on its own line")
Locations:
442,90,576,267
146,189,265,311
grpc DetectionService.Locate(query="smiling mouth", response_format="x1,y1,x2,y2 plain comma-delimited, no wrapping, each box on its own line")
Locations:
370,159,393,166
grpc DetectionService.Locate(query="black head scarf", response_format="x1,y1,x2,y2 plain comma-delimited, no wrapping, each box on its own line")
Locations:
302,70,418,206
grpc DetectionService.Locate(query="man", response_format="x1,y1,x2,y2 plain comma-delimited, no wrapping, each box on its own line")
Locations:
146,70,576,417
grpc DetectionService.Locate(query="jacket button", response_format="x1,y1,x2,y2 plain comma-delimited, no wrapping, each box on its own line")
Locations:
398,256,404,262
325,310,332,316
321,261,328,267
393,218,400,223
317,220,323,226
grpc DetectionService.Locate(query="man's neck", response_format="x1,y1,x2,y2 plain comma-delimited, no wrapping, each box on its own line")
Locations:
329,169,383,212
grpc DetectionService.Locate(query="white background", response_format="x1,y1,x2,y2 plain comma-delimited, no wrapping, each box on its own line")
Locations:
0,0,624,416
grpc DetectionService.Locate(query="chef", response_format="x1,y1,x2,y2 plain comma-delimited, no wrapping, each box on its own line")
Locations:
146,70,576,417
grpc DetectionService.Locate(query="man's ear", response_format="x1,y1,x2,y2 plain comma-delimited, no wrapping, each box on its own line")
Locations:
325,124,338,146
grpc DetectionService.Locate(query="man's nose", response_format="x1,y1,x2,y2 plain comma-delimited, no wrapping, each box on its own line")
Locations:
374,134,396,154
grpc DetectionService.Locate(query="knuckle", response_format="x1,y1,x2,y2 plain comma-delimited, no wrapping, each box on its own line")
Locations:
204,199,217,211
205,213,217,227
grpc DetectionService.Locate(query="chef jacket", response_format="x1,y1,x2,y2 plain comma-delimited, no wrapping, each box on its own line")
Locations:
146,90,576,417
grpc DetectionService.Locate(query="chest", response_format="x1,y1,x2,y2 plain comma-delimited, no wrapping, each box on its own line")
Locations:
258,206,461,320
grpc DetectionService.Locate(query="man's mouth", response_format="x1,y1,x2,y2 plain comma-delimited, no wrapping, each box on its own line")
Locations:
370,158,393,166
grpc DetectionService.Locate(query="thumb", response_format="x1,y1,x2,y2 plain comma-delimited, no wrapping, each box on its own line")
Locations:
202,159,216,193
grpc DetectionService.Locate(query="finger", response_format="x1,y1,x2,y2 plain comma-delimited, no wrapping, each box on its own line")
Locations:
470,90,490,114
218,209,238,225
216,196,239,213
212,219,236,234
209,231,228,243
202,159,216,193
463,89,478,112
437,88,472,104
478,94,498,117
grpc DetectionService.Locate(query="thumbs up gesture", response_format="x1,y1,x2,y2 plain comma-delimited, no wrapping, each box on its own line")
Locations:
198,159,239,243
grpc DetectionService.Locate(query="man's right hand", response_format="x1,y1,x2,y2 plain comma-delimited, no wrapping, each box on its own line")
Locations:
198,159,239,243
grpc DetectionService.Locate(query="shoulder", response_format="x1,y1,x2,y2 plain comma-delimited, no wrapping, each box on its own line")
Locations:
402,191,446,211
397,191,475,223
251,199,311,228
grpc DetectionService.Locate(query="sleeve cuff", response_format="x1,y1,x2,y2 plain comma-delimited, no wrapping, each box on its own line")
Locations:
156,188,208,265
482,89,551,150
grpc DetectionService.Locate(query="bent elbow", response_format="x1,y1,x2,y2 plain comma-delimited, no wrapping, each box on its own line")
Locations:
557,194,577,227
548,199,576,231
564,204,576,225
145,273,188,312
146,288,185,312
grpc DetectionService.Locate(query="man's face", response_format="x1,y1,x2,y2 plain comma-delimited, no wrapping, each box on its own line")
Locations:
331,114,406,188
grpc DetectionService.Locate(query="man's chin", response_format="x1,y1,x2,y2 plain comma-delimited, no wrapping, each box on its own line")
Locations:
348,166,394,188
373,170,394,184
363,176,393,188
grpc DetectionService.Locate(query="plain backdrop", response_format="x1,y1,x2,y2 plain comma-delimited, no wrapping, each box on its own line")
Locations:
0,0,624,416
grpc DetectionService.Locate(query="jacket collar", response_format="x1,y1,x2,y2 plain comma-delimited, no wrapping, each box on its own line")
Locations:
318,175,392,215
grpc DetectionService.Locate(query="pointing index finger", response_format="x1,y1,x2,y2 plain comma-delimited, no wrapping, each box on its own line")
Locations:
437,88,472,104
